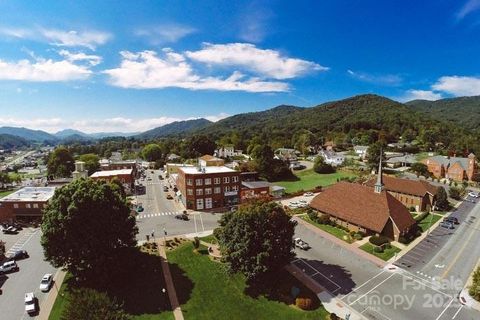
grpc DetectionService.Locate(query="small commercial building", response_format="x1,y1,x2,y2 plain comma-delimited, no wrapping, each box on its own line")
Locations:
90,168,134,192
240,181,271,202
198,155,225,167
176,165,240,211
0,187,56,222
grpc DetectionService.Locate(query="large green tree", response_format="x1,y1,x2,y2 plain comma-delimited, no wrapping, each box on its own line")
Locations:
78,153,100,175
47,147,75,178
366,141,386,170
141,144,163,162
435,186,449,210
217,201,296,282
61,288,130,320
183,134,216,158
411,162,430,178
313,156,335,174
41,179,138,282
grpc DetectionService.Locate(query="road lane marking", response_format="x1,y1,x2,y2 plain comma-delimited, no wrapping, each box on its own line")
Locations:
348,274,396,305
341,270,387,301
435,298,454,320
451,305,463,319
440,212,480,279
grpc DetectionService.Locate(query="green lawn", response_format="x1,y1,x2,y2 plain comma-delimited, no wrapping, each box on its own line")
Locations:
0,189,16,198
360,243,401,261
300,216,353,243
48,248,175,320
199,234,217,244
276,169,357,194
167,243,329,320
417,214,443,232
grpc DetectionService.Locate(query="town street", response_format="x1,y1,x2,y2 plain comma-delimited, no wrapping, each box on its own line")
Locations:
0,229,58,320
293,199,480,320
134,170,222,240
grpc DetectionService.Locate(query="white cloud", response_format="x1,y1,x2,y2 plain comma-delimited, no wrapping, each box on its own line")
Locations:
399,89,443,102
186,43,327,79
135,23,196,44
0,26,111,50
0,55,93,82
238,2,273,43
347,69,402,86
103,49,289,92
58,49,102,66
432,75,480,96
0,114,229,133
457,0,480,20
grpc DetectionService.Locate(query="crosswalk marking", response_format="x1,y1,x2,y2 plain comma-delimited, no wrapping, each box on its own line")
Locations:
136,212,180,220
5,229,38,256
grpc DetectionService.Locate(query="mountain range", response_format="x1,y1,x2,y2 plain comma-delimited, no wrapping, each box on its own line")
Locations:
0,94,479,149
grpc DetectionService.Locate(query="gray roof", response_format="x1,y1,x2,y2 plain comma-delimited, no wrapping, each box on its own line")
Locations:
271,185,286,192
241,181,272,189
428,155,470,170
386,154,416,164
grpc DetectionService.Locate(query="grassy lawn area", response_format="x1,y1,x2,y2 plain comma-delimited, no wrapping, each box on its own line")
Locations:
300,216,353,243
360,242,401,261
276,169,357,194
199,234,217,244
417,214,443,232
0,189,16,198
48,247,175,320
167,243,329,320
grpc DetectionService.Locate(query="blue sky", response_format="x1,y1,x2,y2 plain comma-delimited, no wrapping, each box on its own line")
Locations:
0,0,479,133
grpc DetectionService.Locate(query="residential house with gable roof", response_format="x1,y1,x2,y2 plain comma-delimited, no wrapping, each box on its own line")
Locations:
423,153,477,182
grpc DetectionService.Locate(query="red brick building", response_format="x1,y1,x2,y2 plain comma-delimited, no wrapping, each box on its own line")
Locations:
424,154,477,182
177,166,240,211
0,187,56,222
90,168,135,193
365,175,438,212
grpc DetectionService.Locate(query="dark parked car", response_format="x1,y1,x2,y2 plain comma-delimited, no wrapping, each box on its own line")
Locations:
2,226,18,234
443,217,459,225
8,250,29,261
175,213,189,221
166,194,173,200
163,186,169,192
440,221,454,229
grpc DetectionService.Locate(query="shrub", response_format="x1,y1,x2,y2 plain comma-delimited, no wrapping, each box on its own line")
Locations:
193,236,200,249
369,235,390,246
349,230,356,237
307,209,318,222
317,213,331,225
330,313,340,320
373,245,384,253
398,236,407,244
409,206,416,212
353,233,363,240
415,211,429,222
213,227,222,240
469,266,480,301
295,297,313,310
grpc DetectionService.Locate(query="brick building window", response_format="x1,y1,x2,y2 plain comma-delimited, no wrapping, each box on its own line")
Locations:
224,186,230,193
232,176,239,183
196,179,203,186
214,178,221,184
214,187,221,194
33,203,39,208
205,178,212,185
187,179,193,186
205,188,212,195
223,177,230,183
26,203,31,208
196,189,203,196
14,204,19,208
232,185,238,191
187,189,193,196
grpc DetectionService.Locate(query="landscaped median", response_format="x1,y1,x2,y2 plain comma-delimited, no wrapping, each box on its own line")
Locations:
359,242,401,261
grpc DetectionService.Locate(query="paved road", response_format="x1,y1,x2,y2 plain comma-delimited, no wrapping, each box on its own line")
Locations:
134,170,221,240
294,203,480,320
0,229,58,320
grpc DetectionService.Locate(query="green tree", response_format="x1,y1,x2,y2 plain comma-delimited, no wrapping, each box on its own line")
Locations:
448,186,462,200
366,141,386,170
313,156,335,174
217,201,296,282
411,162,430,178
0,172,11,188
184,134,216,158
469,266,480,301
47,147,75,178
78,153,100,175
435,186,449,210
41,179,137,282
61,288,130,320
141,144,162,162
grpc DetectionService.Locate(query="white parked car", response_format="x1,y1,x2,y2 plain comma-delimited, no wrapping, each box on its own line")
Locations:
288,201,298,208
468,192,479,198
24,292,38,315
298,199,307,204
303,192,314,197
39,273,53,292
0,261,19,274
294,238,310,250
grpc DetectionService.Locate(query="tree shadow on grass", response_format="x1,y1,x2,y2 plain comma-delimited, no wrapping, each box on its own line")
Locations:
67,247,194,316
243,268,321,310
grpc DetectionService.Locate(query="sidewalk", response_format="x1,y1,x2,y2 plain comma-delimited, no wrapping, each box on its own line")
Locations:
294,216,386,267
37,269,67,320
459,258,480,311
157,240,184,320
286,263,367,320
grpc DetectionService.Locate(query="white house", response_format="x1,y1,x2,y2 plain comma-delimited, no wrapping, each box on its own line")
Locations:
319,150,345,166
215,146,242,158
353,145,369,160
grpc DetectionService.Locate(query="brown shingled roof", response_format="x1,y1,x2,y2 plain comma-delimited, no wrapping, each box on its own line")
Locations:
365,175,438,197
309,182,415,233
